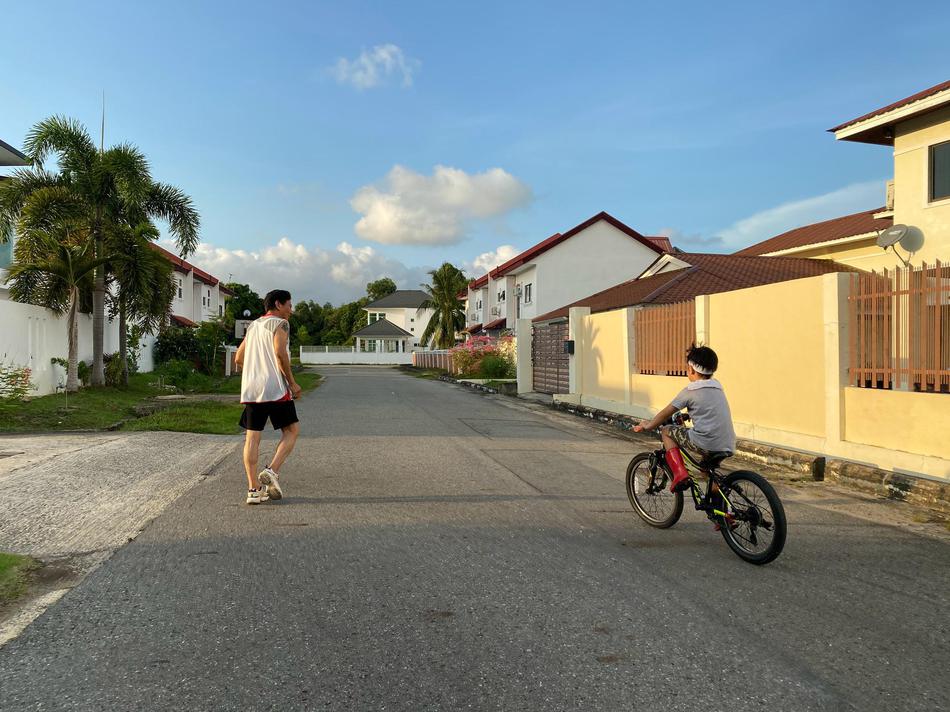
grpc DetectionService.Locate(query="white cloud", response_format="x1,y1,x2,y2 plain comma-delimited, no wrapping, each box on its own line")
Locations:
332,44,419,89
715,180,884,249
350,165,532,245
166,238,429,305
655,180,887,253
464,244,520,275
655,227,725,251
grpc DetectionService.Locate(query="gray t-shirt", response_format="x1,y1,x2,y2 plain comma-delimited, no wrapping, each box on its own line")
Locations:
670,379,736,454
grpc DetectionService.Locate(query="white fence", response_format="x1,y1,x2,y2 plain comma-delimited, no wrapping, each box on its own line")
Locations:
299,345,411,365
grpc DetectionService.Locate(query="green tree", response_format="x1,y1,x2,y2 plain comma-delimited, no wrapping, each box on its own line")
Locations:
0,116,199,386
419,263,467,349
224,282,264,322
107,221,174,384
7,223,111,392
366,276,397,302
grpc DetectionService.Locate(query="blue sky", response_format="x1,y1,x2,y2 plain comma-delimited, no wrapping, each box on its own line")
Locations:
2,1,948,302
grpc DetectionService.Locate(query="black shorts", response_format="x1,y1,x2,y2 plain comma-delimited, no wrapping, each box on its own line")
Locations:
240,400,299,431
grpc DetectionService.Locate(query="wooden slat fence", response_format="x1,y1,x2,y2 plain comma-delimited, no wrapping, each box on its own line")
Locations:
634,301,696,376
532,322,570,394
849,261,950,393
412,350,457,374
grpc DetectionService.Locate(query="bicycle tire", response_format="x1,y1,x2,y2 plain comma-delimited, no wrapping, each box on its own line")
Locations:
626,453,683,529
718,470,787,565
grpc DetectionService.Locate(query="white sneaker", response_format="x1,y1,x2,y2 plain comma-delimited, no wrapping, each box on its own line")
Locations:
246,488,269,505
258,468,282,500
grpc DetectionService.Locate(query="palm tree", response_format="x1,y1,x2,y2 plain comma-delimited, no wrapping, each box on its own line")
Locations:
6,223,111,392
419,263,468,349
0,116,199,386
106,221,175,385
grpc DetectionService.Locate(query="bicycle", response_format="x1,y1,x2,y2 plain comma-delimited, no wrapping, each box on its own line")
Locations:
625,413,787,565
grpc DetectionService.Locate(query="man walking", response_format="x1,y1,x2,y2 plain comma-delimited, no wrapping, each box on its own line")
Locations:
234,289,302,504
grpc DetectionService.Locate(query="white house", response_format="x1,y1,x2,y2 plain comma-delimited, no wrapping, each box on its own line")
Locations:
462,211,671,337
151,244,234,327
354,290,434,353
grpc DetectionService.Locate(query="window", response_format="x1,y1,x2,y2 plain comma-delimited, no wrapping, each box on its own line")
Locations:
930,141,950,202
476,299,482,310
497,289,506,303
219,305,223,316
524,283,533,304
202,296,206,306
368,312,385,323
410,318,415,323
177,279,182,299
410,327,414,332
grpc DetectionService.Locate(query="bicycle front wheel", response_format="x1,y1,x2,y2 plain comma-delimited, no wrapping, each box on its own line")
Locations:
626,453,683,528
719,470,787,565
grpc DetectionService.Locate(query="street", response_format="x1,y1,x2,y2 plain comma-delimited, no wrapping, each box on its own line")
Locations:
1,366,948,711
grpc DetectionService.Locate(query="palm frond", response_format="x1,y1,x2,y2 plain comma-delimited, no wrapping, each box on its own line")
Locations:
145,182,200,257
24,116,97,173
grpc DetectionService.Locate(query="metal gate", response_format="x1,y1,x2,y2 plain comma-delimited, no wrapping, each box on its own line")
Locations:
532,321,569,394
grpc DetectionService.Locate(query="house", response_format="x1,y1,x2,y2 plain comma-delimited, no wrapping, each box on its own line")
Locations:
462,211,670,337
353,289,434,353
528,252,858,395
739,78,950,268
150,244,234,327
0,137,30,276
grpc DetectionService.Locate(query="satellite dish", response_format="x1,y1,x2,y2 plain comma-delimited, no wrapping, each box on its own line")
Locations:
877,224,908,248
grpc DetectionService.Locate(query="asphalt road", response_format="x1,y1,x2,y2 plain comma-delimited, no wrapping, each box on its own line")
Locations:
1,366,948,711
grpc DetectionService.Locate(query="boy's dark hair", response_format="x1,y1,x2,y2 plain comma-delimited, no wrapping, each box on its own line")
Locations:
686,343,718,378
264,289,292,312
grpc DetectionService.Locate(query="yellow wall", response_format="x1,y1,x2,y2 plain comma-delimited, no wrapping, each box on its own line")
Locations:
580,310,628,403
787,236,903,271
629,374,684,411
708,277,827,438
893,104,950,264
844,388,950,461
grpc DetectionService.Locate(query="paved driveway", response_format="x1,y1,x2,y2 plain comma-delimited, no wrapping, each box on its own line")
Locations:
1,366,948,711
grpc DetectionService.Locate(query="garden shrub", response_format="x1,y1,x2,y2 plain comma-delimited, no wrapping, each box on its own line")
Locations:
155,327,199,365
478,352,515,379
0,362,35,401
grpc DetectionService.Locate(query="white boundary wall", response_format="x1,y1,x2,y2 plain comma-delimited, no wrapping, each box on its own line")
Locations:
299,348,411,366
0,295,155,396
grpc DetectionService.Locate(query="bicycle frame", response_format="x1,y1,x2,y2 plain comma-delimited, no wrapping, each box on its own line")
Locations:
652,446,733,519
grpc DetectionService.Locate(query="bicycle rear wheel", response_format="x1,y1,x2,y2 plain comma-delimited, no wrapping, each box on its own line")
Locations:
718,470,787,565
626,453,683,528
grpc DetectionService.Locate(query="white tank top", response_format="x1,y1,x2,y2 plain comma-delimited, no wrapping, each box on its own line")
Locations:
240,316,291,403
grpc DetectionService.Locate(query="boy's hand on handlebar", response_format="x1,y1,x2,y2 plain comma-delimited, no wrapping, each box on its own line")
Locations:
633,421,649,433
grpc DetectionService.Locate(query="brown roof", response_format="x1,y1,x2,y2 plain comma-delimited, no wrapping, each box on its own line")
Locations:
830,79,950,143
734,208,889,256
534,253,859,322
645,235,673,252
484,317,507,330
151,243,222,286
170,314,197,328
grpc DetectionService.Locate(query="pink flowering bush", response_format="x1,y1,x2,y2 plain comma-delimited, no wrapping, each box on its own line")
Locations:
450,335,515,377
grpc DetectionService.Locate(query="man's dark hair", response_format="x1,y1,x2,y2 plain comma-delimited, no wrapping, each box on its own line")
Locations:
264,289,292,312
686,343,718,377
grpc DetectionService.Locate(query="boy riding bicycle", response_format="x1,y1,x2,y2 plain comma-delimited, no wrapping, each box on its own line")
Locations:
633,344,736,494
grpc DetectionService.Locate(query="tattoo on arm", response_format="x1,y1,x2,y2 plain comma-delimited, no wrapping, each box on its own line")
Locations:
280,321,289,333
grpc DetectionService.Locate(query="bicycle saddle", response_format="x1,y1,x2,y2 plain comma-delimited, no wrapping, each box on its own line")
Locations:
700,451,733,470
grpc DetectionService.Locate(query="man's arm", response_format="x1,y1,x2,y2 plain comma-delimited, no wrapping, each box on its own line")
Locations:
634,403,679,432
234,339,246,371
273,321,302,398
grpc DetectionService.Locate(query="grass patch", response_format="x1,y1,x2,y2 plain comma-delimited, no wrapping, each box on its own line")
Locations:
122,402,246,434
0,370,322,434
0,552,39,605
0,374,163,432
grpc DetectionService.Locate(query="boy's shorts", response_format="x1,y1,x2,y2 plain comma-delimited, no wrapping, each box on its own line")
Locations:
239,400,298,431
666,425,710,458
